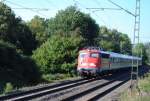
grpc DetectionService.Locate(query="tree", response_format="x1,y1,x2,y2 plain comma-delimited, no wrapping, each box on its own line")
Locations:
32,33,83,74
119,33,132,54
47,6,99,45
145,42,150,64
0,2,36,55
98,26,132,54
98,26,117,51
133,43,147,64
0,40,40,93
0,2,16,40
27,16,48,46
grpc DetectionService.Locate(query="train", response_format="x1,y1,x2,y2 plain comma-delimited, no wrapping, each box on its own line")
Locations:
77,47,142,77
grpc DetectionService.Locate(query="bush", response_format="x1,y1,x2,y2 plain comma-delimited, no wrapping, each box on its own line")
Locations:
4,83,13,94
42,74,66,81
0,40,41,93
32,33,82,75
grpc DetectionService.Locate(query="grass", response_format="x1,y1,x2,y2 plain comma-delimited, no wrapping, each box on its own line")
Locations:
120,88,150,101
4,82,14,94
139,73,150,93
42,73,79,83
120,72,150,101
0,82,15,96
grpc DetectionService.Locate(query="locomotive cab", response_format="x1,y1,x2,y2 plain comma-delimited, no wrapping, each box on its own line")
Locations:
77,49,101,76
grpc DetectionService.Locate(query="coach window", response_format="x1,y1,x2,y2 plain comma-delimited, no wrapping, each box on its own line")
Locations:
114,58,118,62
116,58,118,62
118,58,120,62
120,58,122,62
111,58,114,62
101,53,109,58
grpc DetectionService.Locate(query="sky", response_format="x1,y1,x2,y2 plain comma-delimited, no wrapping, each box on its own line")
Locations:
2,0,150,43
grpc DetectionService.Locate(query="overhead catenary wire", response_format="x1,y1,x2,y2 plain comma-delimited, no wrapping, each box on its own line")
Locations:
86,7,121,11
107,0,135,17
93,0,119,29
10,8,50,11
5,0,47,17
44,0,59,10
0,0,5,3
93,0,121,11
72,0,108,26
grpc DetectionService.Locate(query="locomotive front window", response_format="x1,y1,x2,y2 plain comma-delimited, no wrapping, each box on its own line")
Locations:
79,53,89,58
90,53,99,58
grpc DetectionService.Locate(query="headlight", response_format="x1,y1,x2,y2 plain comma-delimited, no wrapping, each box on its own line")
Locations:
89,63,96,66
81,63,88,66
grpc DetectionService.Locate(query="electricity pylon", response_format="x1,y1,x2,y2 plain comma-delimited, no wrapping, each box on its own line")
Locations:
131,0,140,90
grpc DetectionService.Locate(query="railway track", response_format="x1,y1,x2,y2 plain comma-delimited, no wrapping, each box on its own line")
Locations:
0,70,122,101
0,67,148,101
59,72,129,101
0,78,89,101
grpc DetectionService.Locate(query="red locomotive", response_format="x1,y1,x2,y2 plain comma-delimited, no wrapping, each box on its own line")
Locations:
77,47,142,77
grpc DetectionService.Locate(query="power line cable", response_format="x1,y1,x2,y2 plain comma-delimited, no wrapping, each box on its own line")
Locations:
107,0,135,17
5,0,47,17
2,7,50,11
44,0,59,10
72,0,108,26
86,7,121,11
94,0,111,28
91,11,107,26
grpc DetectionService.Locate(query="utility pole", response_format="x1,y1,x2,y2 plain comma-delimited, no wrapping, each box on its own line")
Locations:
131,0,140,91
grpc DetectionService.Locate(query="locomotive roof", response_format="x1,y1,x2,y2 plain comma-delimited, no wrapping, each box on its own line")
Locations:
79,49,141,60
79,49,100,53
101,51,141,60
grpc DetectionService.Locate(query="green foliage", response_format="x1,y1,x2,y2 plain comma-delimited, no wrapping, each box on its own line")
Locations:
27,16,49,46
47,6,99,45
0,2,37,55
145,42,150,64
4,82,13,94
98,26,132,54
138,73,150,98
120,89,150,101
133,43,147,64
42,74,69,82
119,33,132,54
0,40,41,93
32,33,82,74
15,23,37,55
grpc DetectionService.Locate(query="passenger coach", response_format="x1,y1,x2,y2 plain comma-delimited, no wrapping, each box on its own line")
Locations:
77,47,142,76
